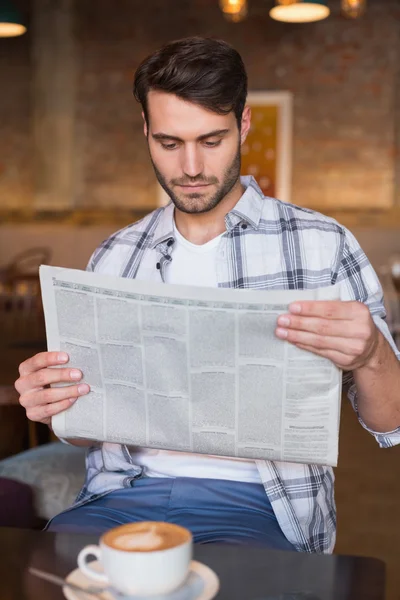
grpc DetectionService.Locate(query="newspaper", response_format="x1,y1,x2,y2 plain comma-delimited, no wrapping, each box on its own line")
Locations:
39,265,343,467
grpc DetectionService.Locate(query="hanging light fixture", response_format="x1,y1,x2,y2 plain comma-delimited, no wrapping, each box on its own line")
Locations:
270,0,330,23
0,0,26,37
219,0,248,22
341,0,366,18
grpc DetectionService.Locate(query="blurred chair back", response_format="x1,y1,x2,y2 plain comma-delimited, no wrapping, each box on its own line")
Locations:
0,247,51,350
378,262,400,349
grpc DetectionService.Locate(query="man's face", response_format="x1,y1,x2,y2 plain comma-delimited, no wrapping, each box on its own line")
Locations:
144,91,251,214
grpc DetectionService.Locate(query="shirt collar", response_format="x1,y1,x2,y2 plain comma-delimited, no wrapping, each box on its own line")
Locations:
151,202,175,249
151,175,264,249
225,175,264,232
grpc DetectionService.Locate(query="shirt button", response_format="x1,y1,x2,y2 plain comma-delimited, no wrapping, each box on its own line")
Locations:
156,262,161,270
241,223,248,230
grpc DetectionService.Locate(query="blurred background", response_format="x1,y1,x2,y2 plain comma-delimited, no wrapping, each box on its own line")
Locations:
0,0,399,598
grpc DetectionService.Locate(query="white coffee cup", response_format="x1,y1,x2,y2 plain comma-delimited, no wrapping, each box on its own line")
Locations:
77,521,193,596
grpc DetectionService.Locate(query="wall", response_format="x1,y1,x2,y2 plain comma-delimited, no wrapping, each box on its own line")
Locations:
0,0,399,268
0,0,32,210
71,0,400,212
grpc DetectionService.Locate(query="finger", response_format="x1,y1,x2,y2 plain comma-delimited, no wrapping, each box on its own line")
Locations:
16,367,83,395
277,315,368,340
295,344,355,370
19,383,90,409
275,328,365,357
288,300,361,320
19,352,69,377
26,397,79,423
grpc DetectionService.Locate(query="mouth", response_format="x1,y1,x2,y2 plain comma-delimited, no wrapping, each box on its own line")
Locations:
178,184,212,193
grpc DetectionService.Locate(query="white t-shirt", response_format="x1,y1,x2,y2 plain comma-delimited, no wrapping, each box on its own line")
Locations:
130,223,261,484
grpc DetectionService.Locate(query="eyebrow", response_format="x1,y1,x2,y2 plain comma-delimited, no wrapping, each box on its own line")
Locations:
151,129,230,142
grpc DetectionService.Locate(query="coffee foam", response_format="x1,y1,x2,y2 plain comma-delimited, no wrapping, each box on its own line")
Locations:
114,531,163,551
103,522,191,553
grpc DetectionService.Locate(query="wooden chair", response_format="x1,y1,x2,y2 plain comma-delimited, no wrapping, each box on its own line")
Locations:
378,264,400,348
0,247,50,350
0,385,39,451
0,248,51,453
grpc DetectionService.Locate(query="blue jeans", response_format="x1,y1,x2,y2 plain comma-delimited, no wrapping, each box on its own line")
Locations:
47,477,295,551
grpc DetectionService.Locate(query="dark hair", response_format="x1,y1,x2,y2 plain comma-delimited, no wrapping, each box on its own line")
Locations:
133,37,248,130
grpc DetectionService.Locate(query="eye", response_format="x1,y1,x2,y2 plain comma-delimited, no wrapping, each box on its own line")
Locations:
161,142,178,151
203,140,222,148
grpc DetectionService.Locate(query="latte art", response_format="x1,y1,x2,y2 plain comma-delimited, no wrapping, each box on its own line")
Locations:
114,530,163,551
103,521,191,553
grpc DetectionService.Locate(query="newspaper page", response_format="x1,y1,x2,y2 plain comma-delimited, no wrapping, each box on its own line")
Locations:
40,265,343,467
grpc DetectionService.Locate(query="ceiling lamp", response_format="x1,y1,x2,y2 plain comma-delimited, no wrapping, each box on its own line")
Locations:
219,0,248,22
341,0,366,18
0,0,26,37
270,0,330,23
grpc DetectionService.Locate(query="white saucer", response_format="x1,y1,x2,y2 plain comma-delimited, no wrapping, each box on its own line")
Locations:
63,559,219,600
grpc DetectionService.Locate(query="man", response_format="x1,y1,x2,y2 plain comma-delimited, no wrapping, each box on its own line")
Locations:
15,37,400,553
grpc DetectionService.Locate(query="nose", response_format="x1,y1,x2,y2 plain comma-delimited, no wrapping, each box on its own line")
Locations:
181,144,203,179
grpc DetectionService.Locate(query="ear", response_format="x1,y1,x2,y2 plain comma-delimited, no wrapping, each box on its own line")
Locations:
240,106,251,145
142,112,148,137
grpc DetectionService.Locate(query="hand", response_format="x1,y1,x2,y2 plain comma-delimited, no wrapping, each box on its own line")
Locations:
15,352,90,425
275,300,380,371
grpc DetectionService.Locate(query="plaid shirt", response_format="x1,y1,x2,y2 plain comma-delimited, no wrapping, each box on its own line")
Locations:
75,176,400,553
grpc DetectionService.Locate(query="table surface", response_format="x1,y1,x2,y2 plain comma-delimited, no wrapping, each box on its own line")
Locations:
0,527,385,600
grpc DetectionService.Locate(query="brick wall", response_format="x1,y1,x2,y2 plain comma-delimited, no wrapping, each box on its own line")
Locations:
0,0,32,210
74,0,400,211
0,0,399,266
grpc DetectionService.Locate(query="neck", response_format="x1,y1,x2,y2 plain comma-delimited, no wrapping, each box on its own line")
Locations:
174,179,244,245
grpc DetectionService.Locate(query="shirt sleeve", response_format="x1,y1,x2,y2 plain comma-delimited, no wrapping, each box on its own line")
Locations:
86,250,96,272
337,227,400,448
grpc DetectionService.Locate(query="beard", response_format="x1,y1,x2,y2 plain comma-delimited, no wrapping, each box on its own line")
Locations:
150,145,241,215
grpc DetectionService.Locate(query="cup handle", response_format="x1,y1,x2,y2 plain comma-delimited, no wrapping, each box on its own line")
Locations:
77,545,109,584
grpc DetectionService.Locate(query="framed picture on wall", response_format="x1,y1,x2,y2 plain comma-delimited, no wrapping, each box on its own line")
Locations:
157,90,293,206
243,91,293,203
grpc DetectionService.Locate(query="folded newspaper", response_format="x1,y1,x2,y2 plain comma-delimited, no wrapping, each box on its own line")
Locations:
40,265,343,467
